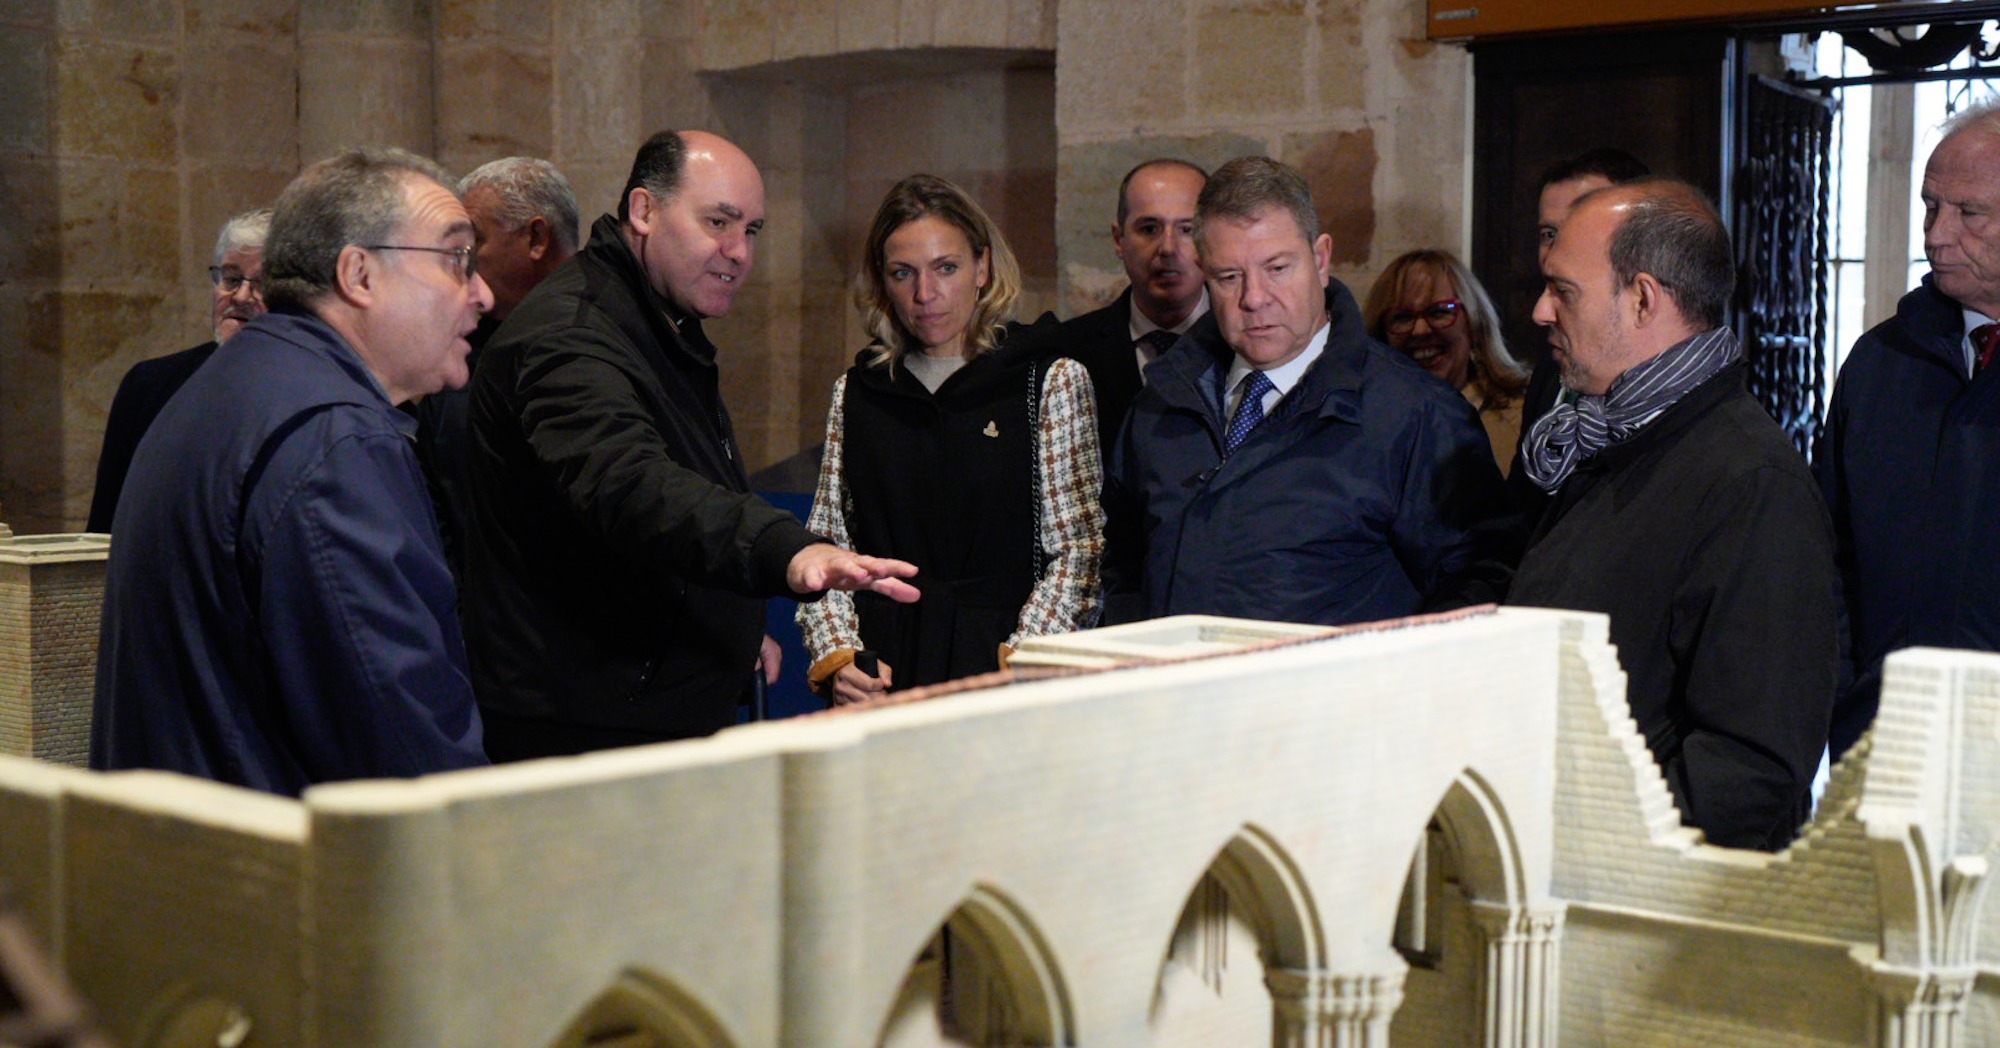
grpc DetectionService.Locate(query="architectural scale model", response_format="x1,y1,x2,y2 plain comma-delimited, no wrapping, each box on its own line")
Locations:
0,529,1995,1047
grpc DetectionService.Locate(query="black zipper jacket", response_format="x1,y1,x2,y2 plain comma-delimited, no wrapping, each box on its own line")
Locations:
462,214,819,745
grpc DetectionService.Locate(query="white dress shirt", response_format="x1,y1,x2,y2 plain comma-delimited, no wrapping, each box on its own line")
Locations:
1223,320,1332,422
1128,288,1211,377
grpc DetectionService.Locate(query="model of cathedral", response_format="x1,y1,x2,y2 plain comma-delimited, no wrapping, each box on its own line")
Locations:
1,531,1994,1047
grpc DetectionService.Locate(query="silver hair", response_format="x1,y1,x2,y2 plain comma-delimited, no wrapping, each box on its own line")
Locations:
459,156,581,253
211,207,273,266
1940,97,2000,144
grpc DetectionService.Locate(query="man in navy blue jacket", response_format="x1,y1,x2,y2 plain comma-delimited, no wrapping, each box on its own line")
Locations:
91,148,495,796
1103,156,1517,626
1816,101,2000,760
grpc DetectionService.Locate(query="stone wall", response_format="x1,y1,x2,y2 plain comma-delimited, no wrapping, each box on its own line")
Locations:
0,0,1469,531
1054,0,1470,314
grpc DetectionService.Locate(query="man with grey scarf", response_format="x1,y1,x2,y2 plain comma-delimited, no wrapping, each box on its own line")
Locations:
1508,179,1839,852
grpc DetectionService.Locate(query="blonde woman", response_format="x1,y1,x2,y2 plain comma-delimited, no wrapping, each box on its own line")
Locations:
800,174,1103,704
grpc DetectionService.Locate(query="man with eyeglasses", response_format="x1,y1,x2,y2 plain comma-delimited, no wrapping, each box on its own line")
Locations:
1102,157,1517,626
92,148,495,795
462,130,918,761
87,208,272,532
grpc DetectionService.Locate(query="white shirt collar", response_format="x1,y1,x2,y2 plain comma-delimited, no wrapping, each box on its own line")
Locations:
1129,288,1211,341
1224,320,1332,414
1962,307,1999,376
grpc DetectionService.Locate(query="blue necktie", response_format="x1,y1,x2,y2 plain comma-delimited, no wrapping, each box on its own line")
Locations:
1224,370,1274,455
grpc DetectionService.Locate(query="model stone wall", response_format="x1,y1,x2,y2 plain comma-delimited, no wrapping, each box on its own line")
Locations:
6,603,2000,1046
1,610,1561,1046
0,534,108,766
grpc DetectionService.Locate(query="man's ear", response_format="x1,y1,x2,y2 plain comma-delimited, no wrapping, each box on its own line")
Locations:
1629,271,1665,327
1110,221,1127,262
1312,233,1334,283
525,216,552,261
626,187,656,236
333,245,375,307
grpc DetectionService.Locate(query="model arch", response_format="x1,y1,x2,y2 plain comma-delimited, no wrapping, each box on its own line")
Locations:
1395,768,1557,1048
876,883,1074,1047
1148,823,1324,1042
547,968,736,1048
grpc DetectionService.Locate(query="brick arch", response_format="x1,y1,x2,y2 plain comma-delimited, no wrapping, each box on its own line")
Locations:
876,882,1074,1046
547,968,736,1048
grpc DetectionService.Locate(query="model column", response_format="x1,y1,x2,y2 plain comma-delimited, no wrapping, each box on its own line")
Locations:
1267,967,1406,1047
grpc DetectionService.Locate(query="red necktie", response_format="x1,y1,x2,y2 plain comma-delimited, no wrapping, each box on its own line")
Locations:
1975,322,2000,376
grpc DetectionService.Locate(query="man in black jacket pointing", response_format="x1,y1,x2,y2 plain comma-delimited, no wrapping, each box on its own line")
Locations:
464,130,916,761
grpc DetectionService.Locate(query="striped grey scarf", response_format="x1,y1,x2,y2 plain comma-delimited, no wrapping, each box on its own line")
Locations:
1522,326,1742,493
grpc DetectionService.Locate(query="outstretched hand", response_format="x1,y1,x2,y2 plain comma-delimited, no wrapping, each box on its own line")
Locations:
788,543,921,602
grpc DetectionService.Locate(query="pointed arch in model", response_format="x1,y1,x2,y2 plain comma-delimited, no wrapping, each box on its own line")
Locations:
875,882,1075,1047
1148,823,1324,1041
547,968,736,1048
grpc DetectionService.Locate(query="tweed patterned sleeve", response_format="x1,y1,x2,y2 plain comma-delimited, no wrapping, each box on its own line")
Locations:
1010,357,1105,645
796,374,865,662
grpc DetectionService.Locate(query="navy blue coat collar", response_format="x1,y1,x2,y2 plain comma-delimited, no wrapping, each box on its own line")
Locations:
1898,274,1975,378
1144,278,1371,429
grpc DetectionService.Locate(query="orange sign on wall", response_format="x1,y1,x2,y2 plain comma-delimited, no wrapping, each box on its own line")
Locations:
1428,0,1920,40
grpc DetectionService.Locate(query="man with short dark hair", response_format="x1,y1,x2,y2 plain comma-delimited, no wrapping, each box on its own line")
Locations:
1509,179,1838,851
464,130,917,761
88,208,272,532
1060,158,1209,457
1816,102,2000,760
92,148,494,795
409,156,581,585
1104,156,1516,626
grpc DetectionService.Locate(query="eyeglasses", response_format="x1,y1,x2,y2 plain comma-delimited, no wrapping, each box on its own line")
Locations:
208,267,264,295
1384,299,1463,335
363,244,478,283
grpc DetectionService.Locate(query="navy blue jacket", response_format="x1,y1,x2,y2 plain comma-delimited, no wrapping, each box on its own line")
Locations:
1815,277,2000,757
1104,281,1519,625
91,311,487,796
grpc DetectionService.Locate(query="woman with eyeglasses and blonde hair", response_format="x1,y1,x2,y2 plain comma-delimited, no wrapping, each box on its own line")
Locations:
1363,249,1530,474
799,174,1103,705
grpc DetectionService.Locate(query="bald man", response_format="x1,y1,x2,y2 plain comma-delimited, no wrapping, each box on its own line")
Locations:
1510,179,1837,851
463,130,916,762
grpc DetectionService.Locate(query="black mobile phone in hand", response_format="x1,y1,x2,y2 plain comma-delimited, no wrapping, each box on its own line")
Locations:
854,650,880,678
